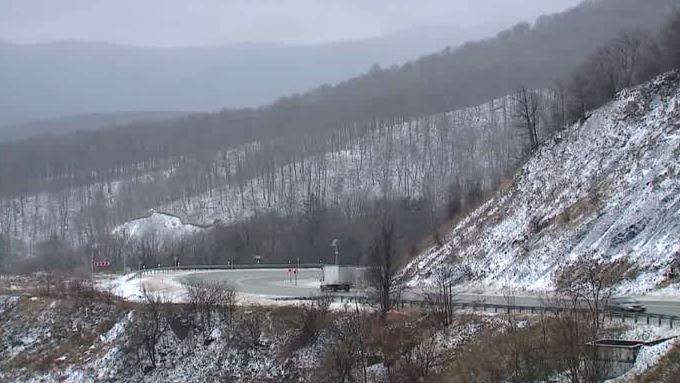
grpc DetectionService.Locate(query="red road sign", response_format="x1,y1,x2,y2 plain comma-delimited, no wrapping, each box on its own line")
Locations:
94,260,111,267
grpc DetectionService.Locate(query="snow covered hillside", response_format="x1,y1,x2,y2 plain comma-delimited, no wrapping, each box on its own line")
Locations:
0,293,507,383
112,211,208,244
405,72,680,294
154,95,522,225
1,91,533,251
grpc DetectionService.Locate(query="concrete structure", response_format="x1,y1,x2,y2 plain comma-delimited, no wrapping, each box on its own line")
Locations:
589,337,676,379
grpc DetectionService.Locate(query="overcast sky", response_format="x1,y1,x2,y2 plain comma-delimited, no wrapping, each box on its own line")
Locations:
0,0,582,47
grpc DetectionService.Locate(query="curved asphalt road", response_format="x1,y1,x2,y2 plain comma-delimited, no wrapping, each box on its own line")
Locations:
173,269,680,316
181,269,326,297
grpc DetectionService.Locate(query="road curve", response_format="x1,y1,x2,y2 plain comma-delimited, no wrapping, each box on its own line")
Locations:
158,268,680,317
181,269,325,297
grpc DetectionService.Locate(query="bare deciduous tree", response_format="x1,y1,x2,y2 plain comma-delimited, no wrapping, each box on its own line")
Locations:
0,234,9,278
235,305,266,350
289,294,332,350
424,265,467,326
512,87,541,153
368,212,402,317
318,303,369,383
555,253,626,336
660,10,680,70
185,280,236,334
129,288,168,372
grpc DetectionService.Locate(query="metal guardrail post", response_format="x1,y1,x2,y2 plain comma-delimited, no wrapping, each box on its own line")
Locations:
659,315,662,327
646,314,650,325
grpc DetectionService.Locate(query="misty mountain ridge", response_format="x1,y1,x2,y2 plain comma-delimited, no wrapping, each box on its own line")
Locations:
4,1,680,382
0,23,490,128
1,0,678,280
0,111,189,142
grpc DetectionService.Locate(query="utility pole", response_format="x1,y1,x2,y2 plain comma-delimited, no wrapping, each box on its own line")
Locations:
295,257,300,286
91,251,94,288
331,238,340,265
122,229,128,274
91,243,97,288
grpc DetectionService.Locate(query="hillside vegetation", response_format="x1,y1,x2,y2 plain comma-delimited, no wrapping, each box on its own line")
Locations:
0,0,673,199
1,0,679,279
406,71,680,294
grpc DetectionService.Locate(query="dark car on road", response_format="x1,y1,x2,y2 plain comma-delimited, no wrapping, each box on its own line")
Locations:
608,298,646,313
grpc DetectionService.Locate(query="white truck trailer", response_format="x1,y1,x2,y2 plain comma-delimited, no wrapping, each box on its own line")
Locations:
320,265,365,292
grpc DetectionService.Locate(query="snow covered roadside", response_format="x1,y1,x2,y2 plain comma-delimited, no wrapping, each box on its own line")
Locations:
98,273,150,302
98,271,351,307
98,271,194,302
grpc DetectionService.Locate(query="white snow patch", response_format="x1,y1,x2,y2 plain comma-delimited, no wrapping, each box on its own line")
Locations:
407,72,680,296
112,212,206,245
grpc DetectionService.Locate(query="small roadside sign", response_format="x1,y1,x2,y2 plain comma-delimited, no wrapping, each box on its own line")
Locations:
94,260,111,267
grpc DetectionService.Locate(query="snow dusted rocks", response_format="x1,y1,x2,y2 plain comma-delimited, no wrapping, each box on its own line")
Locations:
405,72,680,295
112,211,207,245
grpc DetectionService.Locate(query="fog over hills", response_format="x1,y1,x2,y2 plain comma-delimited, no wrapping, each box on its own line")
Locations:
2,0,677,270
0,24,491,129
0,111,189,142
4,1,680,381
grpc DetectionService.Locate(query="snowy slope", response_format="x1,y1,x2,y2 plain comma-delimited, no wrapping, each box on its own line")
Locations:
405,72,680,294
112,211,207,244
2,92,527,250
152,94,523,225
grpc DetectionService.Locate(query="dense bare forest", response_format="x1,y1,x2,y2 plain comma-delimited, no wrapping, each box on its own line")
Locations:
1,0,679,275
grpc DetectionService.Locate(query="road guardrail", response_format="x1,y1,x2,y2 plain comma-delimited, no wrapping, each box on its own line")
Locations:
280,295,680,329
132,263,323,278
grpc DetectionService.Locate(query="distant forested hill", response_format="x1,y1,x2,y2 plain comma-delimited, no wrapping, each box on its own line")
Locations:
1,0,679,274
0,24,488,128
1,0,674,199
0,111,188,142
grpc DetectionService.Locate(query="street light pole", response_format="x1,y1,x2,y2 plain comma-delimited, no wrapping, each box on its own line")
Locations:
122,229,128,274
331,238,340,266
91,244,97,288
